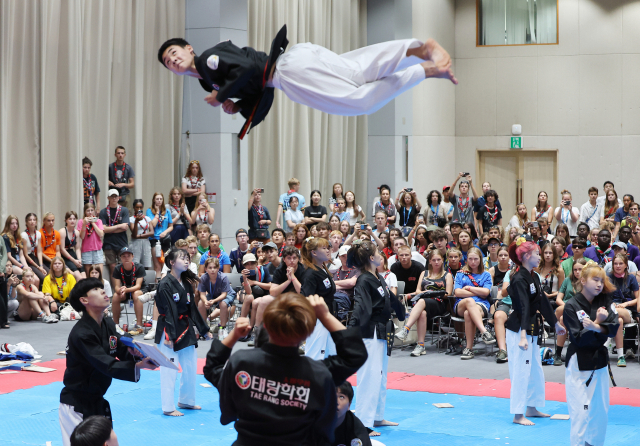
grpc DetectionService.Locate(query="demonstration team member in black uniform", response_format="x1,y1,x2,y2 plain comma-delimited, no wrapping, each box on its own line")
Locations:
203,293,368,446
300,236,337,359
347,240,405,434
59,278,156,446
563,263,619,446
155,249,211,417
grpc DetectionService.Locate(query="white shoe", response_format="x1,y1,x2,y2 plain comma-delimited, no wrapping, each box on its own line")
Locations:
115,325,125,335
44,315,57,324
218,327,228,341
411,344,426,356
144,327,156,340
138,291,156,304
396,326,409,341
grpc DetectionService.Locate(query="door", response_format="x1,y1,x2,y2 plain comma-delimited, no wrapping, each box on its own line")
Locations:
478,151,557,225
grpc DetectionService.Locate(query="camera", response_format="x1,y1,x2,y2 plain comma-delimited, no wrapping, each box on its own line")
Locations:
462,172,470,177
405,188,413,193
418,215,424,222
532,222,539,228
259,188,264,193
360,224,367,230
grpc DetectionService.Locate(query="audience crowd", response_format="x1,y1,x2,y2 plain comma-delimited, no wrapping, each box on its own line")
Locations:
1,147,639,369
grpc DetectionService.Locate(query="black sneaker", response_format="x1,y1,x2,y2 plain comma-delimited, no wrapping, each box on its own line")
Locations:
553,354,564,366
481,331,496,345
239,328,253,342
496,349,508,363
461,348,474,360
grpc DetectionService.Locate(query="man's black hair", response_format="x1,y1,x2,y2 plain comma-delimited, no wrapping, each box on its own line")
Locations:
603,180,614,188
70,415,112,446
69,278,104,312
577,222,590,231
337,380,354,403
483,189,499,201
157,38,191,65
271,228,286,238
132,198,144,208
379,184,391,194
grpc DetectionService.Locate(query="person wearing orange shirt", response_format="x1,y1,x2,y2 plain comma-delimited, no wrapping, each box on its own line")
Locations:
40,213,61,270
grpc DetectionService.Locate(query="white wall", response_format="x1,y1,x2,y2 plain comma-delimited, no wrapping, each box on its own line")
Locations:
454,0,640,206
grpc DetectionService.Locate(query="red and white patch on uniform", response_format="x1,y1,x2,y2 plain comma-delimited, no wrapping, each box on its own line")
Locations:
235,371,251,390
109,336,117,350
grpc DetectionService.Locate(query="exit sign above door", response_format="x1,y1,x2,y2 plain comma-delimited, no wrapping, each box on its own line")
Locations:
510,137,522,149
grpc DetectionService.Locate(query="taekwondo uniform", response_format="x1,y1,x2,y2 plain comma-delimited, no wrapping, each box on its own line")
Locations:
301,265,337,360
155,274,209,414
505,267,557,415
563,292,619,446
348,272,405,429
203,327,368,446
59,315,139,446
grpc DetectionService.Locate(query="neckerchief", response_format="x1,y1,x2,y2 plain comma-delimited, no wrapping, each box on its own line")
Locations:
42,228,56,250
113,162,126,182
85,220,95,237
188,176,200,189
26,229,37,248
83,177,94,202
120,263,136,287
536,205,548,220
457,196,470,215
54,274,66,298
484,204,498,222
430,204,439,224
66,227,76,247
106,205,121,227
253,204,266,228
137,217,149,234
604,206,616,219
381,270,391,281
595,245,612,264
171,204,181,217
335,267,355,281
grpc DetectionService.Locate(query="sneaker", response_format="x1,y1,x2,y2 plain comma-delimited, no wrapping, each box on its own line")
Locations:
625,349,636,360
46,315,58,324
115,325,125,335
396,326,410,341
37,313,45,322
218,326,226,340
617,356,627,367
496,349,508,363
239,328,253,342
221,327,228,341
247,333,256,347
481,331,496,345
144,327,156,340
410,344,426,357
461,348,475,360
138,292,154,304
553,354,564,366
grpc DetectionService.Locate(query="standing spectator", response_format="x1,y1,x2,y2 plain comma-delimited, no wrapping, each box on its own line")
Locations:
270,228,286,255
147,192,173,280
168,187,192,244
82,157,100,211
40,212,61,272
373,184,396,228
181,160,206,213
395,188,422,236
579,187,601,231
449,173,479,227
21,213,47,285
474,181,503,212
100,190,131,286
2,215,25,276
613,194,634,240
554,190,580,238
59,211,84,281
42,256,76,313
329,182,344,210
284,196,304,232
424,190,447,228
248,188,271,243
532,191,553,226
276,178,306,229
111,247,148,334
190,192,215,231
441,185,454,221
599,189,619,229
596,181,623,207
107,146,135,209
78,204,105,277
129,199,154,271
199,233,231,274
344,191,365,227
304,190,328,230
475,190,502,235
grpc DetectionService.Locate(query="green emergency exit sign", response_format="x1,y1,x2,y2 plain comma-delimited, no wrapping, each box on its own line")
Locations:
511,137,522,149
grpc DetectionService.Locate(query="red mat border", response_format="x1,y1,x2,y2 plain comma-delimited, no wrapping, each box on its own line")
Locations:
3,359,640,407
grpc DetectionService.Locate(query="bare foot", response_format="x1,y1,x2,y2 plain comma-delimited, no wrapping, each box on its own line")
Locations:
513,414,534,425
368,430,381,437
374,419,399,427
163,410,184,417
178,403,201,410
525,408,550,418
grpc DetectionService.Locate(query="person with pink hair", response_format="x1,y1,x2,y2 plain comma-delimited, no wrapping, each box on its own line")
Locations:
506,236,566,426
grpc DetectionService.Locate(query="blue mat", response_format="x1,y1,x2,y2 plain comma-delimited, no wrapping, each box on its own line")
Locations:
2,371,640,446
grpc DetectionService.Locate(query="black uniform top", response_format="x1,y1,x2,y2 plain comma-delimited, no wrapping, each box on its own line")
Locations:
272,261,306,294
506,267,557,335
300,265,337,315
203,327,368,446
60,314,138,418
154,274,209,351
348,271,406,339
332,410,372,446
563,292,619,371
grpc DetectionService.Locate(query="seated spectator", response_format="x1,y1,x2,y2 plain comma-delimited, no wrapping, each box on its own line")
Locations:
490,246,512,363
345,191,365,227
2,263,20,327
339,220,350,241
293,223,309,250
60,216,88,282
15,268,57,323
396,250,452,357
424,190,447,228
69,414,119,446
378,232,393,259
457,229,480,267
617,224,640,262
241,252,272,299
229,229,253,273
111,247,148,335
608,253,639,367
330,197,350,223
483,236,501,269
42,256,76,313
463,222,479,245
446,248,462,279
21,213,47,286
262,242,280,276
447,220,463,248
344,224,384,251
441,185,454,221
2,215,25,277
565,222,591,256
188,236,202,272
555,223,570,247
554,257,588,365
532,190,553,226
551,236,569,261
329,182,344,210
407,223,430,256
284,196,305,232
584,229,613,266
333,381,379,446
285,231,297,248
304,190,328,230
535,242,565,306
147,192,173,280
373,184,397,228
603,242,638,275
128,199,154,271
613,194,634,239
554,190,580,238
579,186,601,231
371,211,389,238
276,177,306,230
100,190,130,285
475,190,502,235
181,160,206,213
627,202,640,221
332,245,360,322
449,173,479,227
561,237,588,279
599,189,619,228
395,189,421,236
40,212,62,271
168,187,193,244
199,233,232,274
270,228,286,256
329,230,342,261
162,239,198,276
88,264,112,298
387,236,426,268
329,214,341,233
427,228,449,259
504,226,521,247
78,204,105,278
479,232,490,248
190,192,215,231
195,223,211,256
316,222,331,240
248,188,271,243
506,203,530,233
390,245,425,299
376,251,398,295
453,247,495,360
198,257,236,340
536,218,554,243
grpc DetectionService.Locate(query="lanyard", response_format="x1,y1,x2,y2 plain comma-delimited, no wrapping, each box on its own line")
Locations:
430,205,439,223
26,229,36,248
66,228,76,247
403,206,412,225
561,208,570,224
83,177,94,199
54,275,67,297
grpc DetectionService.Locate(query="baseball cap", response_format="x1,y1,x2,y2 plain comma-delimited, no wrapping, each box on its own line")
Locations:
442,185,450,192
242,253,257,264
487,237,501,245
235,228,248,237
338,245,350,256
108,189,119,197
119,246,133,256
449,220,463,228
612,241,627,250
263,242,278,251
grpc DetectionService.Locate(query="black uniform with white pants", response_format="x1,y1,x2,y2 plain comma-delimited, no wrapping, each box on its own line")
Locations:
563,292,619,446
348,271,405,429
154,274,209,414
505,267,557,415
301,266,337,360
59,314,139,446
203,327,367,446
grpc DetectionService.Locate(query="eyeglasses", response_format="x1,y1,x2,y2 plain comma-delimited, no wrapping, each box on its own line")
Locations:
573,246,586,250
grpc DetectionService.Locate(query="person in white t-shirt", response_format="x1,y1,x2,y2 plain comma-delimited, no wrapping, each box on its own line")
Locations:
181,160,206,213
579,186,601,231
344,191,365,227
595,181,623,208
283,196,304,232
129,199,154,269
387,237,426,268
554,190,580,238
377,253,398,296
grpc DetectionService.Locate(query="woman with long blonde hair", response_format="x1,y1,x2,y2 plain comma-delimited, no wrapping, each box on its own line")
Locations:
1,215,25,276
42,256,76,313
190,192,215,230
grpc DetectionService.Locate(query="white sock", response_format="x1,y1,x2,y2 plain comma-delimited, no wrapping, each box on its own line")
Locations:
617,348,624,358
151,320,157,330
